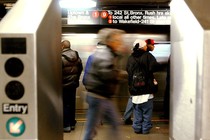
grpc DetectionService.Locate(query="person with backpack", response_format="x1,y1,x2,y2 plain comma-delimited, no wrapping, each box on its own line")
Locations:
123,38,158,125
61,40,83,132
126,39,160,134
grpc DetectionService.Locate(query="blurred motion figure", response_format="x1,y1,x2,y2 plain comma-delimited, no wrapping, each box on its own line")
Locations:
83,28,125,140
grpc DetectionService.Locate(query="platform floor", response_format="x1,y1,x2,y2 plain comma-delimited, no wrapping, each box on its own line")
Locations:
63,115,169,140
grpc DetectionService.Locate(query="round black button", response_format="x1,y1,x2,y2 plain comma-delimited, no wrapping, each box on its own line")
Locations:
5,81,24,100
5,57,24,77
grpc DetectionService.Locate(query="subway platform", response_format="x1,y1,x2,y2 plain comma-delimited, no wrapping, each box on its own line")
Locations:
64,112,169,140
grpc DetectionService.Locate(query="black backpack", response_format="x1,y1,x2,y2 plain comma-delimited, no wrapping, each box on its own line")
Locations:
132,69,146,88
130,56,148,95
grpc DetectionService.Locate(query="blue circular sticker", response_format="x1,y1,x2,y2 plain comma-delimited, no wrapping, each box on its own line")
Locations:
6,117,25,137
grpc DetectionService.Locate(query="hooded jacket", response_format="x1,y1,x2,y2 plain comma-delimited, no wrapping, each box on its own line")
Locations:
126,49,160,95
62,48,83,88
83,45,119,98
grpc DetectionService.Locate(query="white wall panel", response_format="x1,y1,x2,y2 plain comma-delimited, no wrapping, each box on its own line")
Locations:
170,0,204,140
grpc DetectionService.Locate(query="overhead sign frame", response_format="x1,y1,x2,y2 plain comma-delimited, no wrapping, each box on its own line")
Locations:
67,9,170,25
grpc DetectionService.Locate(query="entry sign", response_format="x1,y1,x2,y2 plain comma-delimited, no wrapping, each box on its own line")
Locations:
3,103,28,114
6,117,26,137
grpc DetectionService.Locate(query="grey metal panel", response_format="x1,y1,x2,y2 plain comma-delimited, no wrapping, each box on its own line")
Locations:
0,0,62,139
36,1,62,140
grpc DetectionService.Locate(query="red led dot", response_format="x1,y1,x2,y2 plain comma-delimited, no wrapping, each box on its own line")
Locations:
108,15,112,19
108,19,112,24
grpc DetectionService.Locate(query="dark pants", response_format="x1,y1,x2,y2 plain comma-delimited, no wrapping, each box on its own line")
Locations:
63,86,76,128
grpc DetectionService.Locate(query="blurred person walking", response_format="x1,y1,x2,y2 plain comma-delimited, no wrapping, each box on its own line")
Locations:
126,39,160,134
83,28,125,140
61,40,83,132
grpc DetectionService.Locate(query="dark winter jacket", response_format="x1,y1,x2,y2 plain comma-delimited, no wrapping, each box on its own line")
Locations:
62,48,83,88
126,49,160,95
83,45,120,98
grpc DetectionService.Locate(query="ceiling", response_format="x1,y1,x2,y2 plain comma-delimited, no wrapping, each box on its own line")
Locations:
0,0,16,3
0,0,171,3
98,0,171,7
0,0,171,8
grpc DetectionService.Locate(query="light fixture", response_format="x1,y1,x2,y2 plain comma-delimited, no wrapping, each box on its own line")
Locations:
59,0,96,9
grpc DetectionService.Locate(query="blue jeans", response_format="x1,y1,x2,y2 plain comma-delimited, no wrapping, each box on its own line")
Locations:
123,96,133,120
83,94,120,140
132,99,153,133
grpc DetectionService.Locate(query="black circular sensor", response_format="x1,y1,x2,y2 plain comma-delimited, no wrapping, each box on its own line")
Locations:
5,81,24,100
5,57,24,77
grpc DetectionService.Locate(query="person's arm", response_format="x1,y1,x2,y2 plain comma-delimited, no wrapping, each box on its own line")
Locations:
147,53,161,72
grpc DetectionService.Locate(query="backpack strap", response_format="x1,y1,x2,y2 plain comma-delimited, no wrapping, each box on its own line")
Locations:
132,54,146,72
132,53,150,80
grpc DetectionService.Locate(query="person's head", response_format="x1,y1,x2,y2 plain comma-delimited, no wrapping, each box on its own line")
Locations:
133,39,147,52
105,29,125,52
145,39,155,51
98,28,125,52
61,40,71,50
98,28,114,44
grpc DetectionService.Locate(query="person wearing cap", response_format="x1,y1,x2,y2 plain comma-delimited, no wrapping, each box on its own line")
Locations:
145,39,155,51
145,38,158,91
126,39,160,134
123,39,157,125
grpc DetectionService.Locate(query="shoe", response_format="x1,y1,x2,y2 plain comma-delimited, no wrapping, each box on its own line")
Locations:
70,126,75,130
142,131,150,134
134,131,142,134
134,130,149,134
159,114,169,119
70,120,77,130
142,126,152,134
124,119,133,125
63,126,71,133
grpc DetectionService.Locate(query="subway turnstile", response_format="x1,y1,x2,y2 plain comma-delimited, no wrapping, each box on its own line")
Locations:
0,0,62,139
